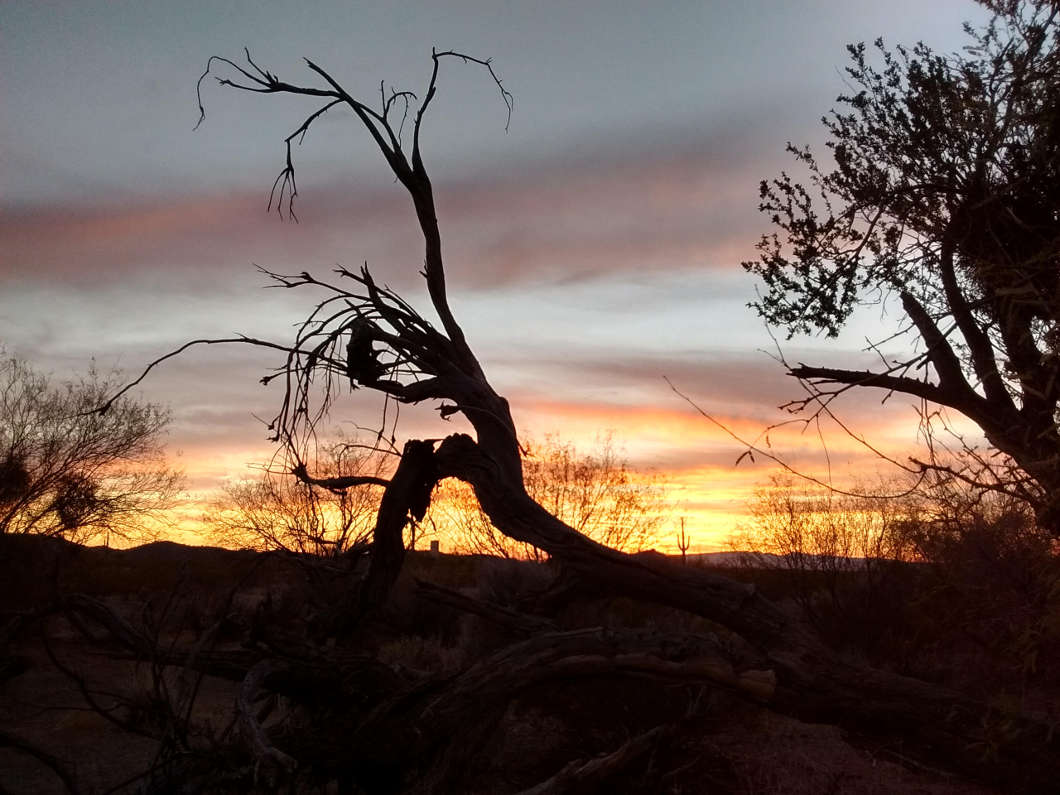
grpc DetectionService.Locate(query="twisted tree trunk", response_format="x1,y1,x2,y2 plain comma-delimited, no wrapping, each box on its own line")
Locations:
92,48,1060,791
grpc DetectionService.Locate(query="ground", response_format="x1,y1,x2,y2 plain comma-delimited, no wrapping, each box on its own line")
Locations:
0,536,1003,793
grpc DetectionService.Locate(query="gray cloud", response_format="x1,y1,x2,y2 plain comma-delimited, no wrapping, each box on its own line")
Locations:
0,0,989,537
0,131,769,295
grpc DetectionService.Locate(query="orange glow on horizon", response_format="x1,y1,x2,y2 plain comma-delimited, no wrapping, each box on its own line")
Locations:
144,391,938,555
148,451,904,557
148,491,750,555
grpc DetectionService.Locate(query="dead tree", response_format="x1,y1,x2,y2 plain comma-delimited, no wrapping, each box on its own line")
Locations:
100,47,1060,791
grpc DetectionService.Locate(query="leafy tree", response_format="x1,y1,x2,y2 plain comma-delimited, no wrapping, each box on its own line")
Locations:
438,433,667,559
746,0,1060,532
0,354,180,543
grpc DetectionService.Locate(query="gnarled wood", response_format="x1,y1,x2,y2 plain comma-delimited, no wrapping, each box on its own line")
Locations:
237,660,297,778
515,723,675,795
92,39,1060,790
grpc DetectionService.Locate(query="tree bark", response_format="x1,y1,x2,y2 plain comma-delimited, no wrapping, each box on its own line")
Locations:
357,439,437,616
176,48,1060,790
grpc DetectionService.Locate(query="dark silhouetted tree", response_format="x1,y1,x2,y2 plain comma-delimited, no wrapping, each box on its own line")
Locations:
746,0,1060,533
99,30,1060,790
0,354,180,543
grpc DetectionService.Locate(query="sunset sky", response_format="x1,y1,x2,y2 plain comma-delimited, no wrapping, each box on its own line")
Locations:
1,1,990,550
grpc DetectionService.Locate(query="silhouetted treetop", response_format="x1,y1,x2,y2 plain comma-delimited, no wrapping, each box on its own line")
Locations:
746,0,1060,532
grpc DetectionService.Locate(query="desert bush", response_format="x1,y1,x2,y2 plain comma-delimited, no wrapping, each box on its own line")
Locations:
892,485,1060,690
211,439,384,556
733,472,1060,688
0,354,181,544
476,556,556,607
730,475,917,642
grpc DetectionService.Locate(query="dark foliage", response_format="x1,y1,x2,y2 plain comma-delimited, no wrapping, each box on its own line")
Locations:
746,1,1060,532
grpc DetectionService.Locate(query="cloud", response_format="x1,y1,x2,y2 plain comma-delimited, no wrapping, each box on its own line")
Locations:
509,381,926,471
1,135,770,293
433,138,770,288
0,116,939,550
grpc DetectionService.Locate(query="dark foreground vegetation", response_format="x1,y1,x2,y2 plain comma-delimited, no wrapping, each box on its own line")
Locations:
0,533,1056,794
5,2,1060,792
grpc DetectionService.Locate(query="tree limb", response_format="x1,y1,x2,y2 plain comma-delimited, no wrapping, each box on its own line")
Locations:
515,724,675,795
237,660,297,780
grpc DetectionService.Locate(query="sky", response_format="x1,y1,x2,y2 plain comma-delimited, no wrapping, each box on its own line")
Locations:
1,0,991,550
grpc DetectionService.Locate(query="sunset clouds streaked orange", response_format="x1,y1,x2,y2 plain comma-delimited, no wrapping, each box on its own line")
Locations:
0,153,950,550
1,144,759,291
1,1,990,551
0,151,964,550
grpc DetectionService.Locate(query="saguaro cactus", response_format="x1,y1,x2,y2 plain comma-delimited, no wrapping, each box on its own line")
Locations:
676,518,691,565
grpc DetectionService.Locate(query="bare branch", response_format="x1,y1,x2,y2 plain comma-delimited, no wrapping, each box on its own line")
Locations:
268,98,344,220
0,728,81,795
98,337,295,415
665,377,925,498
290,461,389,492
413,49,513,170
237,660,297,777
